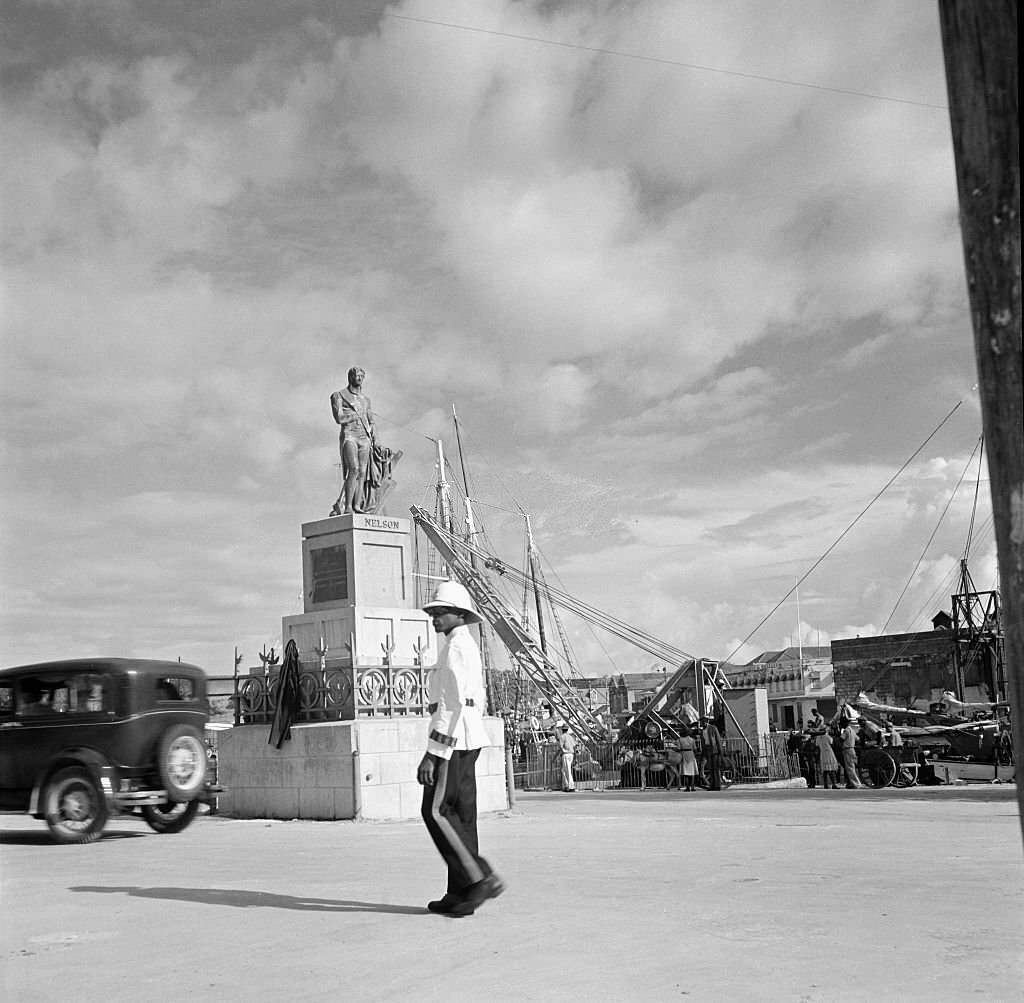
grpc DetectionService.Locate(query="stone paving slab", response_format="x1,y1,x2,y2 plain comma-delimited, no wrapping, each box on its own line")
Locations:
2,785,1021,1002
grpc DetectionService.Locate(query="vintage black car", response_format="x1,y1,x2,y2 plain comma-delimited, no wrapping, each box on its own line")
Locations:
0,658,220,842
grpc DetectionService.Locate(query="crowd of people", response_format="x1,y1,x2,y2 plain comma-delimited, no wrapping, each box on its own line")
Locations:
540,717,728,792
788,704,1015,790
786,708,890,790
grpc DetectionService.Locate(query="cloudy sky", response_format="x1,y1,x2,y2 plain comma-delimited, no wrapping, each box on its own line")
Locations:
1,0,996,678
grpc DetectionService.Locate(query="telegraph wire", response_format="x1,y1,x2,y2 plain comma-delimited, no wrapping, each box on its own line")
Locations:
378,8,948,110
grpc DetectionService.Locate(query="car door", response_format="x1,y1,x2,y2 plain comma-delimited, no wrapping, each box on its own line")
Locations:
0,680,21,806
5,672,113,796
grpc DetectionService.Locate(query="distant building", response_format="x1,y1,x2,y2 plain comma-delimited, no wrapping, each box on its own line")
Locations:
721,647,835,731
571,671,675,717
830,621,1001,711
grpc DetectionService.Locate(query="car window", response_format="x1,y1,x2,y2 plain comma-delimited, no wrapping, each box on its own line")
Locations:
70,674,108,713
0,684,13,716
18,677,56,715
16,673,109,716
157,676,195,701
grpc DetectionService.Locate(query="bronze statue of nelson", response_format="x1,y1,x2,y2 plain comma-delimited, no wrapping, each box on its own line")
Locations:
329,367,401,516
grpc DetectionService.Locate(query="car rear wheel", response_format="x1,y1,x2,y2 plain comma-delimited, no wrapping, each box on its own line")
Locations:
44,767,109,844
158,724,208,803
141,798,200,834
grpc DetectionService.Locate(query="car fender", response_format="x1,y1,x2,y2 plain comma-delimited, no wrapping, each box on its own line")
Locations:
28,748,119,817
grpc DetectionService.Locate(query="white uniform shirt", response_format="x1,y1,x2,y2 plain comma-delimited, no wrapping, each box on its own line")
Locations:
425,625,490,759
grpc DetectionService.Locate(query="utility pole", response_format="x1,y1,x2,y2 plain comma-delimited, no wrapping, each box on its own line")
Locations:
938,0,1021,838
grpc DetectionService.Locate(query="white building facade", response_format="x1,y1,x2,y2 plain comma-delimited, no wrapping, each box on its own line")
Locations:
723,647,836,731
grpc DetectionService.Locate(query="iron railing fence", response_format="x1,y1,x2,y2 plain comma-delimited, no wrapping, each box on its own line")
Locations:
511,734,799,791
229,663,429,726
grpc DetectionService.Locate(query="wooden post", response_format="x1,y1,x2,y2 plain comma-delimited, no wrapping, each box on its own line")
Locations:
505,746,517,809
938,1,1022,837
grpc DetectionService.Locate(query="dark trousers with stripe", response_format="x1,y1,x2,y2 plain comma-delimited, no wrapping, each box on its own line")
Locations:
421,748,493,894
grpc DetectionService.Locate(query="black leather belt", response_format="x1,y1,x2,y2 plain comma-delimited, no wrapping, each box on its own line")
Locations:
428,700,475,713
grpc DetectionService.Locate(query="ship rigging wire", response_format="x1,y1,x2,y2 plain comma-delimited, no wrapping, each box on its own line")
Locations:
881,434,985,634
723,398,966,665
419,515,695,668
412,392,986,677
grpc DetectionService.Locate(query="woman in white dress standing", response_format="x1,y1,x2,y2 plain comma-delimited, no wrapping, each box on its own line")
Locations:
678,726,698,791
815,726,841,789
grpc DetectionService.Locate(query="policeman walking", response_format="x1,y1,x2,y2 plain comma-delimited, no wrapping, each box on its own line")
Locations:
417,581,505,917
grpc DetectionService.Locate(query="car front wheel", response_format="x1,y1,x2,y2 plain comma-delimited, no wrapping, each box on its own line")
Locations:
158,724,208,803
44,766,109,844
141,798,200,834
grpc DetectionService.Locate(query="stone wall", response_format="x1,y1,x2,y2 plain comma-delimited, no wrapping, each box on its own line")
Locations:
215,717,508,822
830,631,956,706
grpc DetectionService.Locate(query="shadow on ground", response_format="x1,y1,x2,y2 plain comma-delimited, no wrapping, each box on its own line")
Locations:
69,885,425,914
0,829,145,844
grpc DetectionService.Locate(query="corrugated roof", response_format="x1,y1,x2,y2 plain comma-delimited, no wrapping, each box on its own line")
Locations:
746,646,831,665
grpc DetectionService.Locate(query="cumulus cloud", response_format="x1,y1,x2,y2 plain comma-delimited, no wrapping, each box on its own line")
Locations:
0,0,992,673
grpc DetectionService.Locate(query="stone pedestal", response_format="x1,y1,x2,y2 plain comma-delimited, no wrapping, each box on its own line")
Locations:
282,514,438,671
216,718,508,821
218,510,509,820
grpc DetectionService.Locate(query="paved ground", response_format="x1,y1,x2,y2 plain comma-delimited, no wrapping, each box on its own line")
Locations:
2,785,1022,1003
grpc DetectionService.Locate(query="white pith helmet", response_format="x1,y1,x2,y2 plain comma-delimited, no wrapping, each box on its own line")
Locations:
422,580,483,624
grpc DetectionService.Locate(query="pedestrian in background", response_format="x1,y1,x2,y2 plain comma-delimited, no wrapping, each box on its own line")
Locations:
816,727,841,788
558,725,577,792
678,726,698,791
700,718,725,791
799,730,818,789
787,728,805,779
841,719,863,789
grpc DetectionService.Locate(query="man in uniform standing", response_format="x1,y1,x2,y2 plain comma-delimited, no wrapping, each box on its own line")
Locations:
841,718,864,788
330,366,375,515
558,725,577,792
417,581,505,917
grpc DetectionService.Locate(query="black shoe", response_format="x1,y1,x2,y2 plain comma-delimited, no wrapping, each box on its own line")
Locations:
445,874,506,917
427,893,473,917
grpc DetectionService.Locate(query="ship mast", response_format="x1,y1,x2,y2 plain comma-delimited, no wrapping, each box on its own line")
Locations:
524,514,549,656
450,405,499,714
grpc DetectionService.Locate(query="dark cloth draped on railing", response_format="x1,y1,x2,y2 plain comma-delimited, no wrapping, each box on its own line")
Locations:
268,639,301,748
